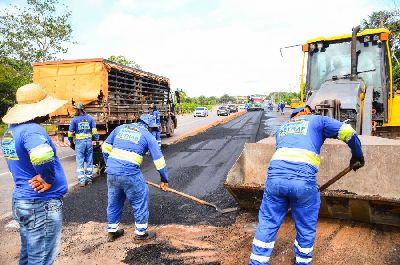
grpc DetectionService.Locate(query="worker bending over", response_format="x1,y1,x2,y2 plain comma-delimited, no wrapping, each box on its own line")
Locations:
249,105,364,265
68,103,99,186
102,114,169,242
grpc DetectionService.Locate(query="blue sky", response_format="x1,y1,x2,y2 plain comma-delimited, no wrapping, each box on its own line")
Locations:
1,0,394,96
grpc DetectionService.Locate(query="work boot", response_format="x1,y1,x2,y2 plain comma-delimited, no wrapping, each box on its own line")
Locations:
108,229,124,242
135,231,156,241
86,179,93,185
79,182,85,187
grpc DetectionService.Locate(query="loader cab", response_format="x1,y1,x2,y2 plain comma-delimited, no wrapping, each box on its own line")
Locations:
299,29,399,136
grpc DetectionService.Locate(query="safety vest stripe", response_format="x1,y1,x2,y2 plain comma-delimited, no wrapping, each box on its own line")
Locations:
109,148,143,166
338,123,355,142
92,128,98,134
102,143,113,154
294,240,313,254
253,239,275,249
271,147,320,168
296,256,312,263
154,157,166,170
250,253,270,263
75,133,92,140
68,131,74,137
29,144,55,165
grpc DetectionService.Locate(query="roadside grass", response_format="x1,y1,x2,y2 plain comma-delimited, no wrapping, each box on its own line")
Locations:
0,123,56,137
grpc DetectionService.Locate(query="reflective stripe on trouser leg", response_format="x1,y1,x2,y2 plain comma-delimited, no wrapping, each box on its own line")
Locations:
85,141,94,181
107,175,127,232
157,140,161,148
123,173,149,235
249,181,289,265
290,185,320,265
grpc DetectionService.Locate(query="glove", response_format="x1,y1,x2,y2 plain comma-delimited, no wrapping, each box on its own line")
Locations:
70,143,75,150
350,156,365,171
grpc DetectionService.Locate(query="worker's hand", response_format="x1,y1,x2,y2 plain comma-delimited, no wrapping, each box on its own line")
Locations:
160,182,169,192
350,156,365,171
29,175,52,193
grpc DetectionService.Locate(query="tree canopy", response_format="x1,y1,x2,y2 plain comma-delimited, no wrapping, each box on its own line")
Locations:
107,55,141,70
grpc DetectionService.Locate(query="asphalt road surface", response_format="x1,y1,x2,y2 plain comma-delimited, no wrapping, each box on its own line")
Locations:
62,110,285,226
0,108,247,218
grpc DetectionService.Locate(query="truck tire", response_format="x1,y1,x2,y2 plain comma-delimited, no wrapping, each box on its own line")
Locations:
166,117,175,137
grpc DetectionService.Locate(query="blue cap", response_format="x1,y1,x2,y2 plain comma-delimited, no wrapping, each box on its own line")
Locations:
139,114,158,128
290,105,311,118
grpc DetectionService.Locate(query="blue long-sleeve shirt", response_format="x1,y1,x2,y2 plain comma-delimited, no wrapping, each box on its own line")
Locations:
1,122,68,200
268,114,363,181
101,122,169,182
152,110,160,127
68,114,99,143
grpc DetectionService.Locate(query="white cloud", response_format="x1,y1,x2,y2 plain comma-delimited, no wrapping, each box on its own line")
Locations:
65,0,394,96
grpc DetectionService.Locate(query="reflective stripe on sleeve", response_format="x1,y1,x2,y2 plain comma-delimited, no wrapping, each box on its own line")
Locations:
250,253,270,263
153,156,166,170
92,128,98,134
271,147,320,168
29,144,54,165
68,131,74,137
253,239,275,249
294,240,313,254
75,133,92,140
109,148,143,166
296,256,312,264
338,123,355,142
102,142,113,154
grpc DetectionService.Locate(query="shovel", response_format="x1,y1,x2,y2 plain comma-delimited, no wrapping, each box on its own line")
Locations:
146,181,238,214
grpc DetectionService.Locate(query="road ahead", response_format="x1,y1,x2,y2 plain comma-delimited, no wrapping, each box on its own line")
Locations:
0,108,246,217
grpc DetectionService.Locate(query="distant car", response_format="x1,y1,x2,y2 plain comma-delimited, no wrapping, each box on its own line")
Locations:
228,104,238,113
193,107,208,117
217,106,230,116
239,104,246,109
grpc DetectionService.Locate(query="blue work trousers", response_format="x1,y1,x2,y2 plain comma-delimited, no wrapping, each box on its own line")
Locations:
107,173,149,235
12,198,63,265
75,140,93,184
152,130,161,148
249,178,320,265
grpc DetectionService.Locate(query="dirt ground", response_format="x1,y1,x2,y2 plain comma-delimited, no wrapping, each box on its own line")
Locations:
1,212,400,265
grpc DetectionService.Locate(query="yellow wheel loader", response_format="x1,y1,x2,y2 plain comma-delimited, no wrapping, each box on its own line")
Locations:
225,27,400,227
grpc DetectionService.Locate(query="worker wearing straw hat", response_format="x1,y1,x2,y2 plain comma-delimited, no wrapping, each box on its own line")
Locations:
1,83,68,265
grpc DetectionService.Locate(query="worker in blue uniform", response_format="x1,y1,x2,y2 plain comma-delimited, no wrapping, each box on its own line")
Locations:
249,105,364,265
151,105,162,148
68,103,99,186
102,114,169,242
1,83,68,265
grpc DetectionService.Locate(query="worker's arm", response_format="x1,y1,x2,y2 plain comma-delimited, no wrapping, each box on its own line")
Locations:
102,127,117,163
322,116,364,170
91,118,100,142
147,133,169,189
23,130,56,187
68,118,76,146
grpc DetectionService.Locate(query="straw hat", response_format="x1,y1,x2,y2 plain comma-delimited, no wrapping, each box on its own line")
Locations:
2,83,67,124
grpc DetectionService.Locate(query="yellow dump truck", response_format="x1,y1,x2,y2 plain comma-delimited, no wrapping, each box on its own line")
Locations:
32,58,177,141
225,27,400,227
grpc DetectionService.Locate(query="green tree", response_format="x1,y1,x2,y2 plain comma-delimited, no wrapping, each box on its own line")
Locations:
0,0,74,62
107,55,141,69
219,94,234,103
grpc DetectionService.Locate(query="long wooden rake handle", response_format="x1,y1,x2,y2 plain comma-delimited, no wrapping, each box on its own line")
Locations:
146,181,216,208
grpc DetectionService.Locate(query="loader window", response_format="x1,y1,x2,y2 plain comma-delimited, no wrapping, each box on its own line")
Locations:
307,39,384,117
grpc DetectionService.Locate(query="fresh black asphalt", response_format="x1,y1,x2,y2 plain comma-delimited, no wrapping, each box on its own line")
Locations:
63,111,282,227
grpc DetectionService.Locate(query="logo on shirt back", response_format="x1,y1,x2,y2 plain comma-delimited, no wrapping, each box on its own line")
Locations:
1,130,19,160
116,126,142,144
278,119,309,137
78,120,90,130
